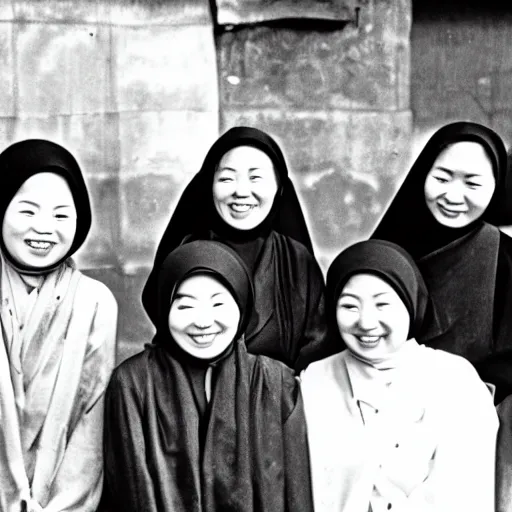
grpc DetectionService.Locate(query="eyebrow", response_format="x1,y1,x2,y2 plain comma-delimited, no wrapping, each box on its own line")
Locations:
434,167,482,179
17,200,39,207
174,291,226,300
340,291,390,299
218,166,266,172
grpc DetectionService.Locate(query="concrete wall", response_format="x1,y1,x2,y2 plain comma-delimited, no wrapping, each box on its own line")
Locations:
0,0,413,362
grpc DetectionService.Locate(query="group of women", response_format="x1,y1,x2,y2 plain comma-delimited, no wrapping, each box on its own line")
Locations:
0,121,511,511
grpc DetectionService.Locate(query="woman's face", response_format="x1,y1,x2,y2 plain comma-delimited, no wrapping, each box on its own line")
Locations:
424,141,496,228
2,172,77,268
213,145,279,231
168,273,241,359
336,273,410,362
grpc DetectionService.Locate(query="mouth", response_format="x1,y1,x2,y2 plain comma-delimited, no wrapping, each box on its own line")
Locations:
355,334,386,347
188,332,222,346
25,239,56,254
437,203,467,218
228,203,257,216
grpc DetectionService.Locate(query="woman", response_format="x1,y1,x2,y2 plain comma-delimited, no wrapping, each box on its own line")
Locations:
142,126,329,371
301,239,498,512
372,121,512,403
0,140,118,511
103,240,312,512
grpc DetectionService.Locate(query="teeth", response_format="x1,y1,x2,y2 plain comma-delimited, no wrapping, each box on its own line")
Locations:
26,240,52,249
190,333,218,343
359,336,381,343
230,204,254,212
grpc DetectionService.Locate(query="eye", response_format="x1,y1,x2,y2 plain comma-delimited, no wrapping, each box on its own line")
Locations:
434,176,448,184
55,214,69,219
213,302,225,307
339,303,358,312
250,175,262,181
176,304,193,310
466,182,481,189
20,210,35,216
376,302,390,310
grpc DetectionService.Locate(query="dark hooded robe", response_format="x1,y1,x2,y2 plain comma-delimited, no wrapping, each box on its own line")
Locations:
103,240,313,512
141,127,330,372
371,121,512,404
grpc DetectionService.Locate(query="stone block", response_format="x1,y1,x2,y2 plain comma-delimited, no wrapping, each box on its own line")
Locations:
114,24,217,113
222,108,412,258
118,110,218,178
0,23,15,117
216,0,355,25
118,172,182,271
17,23,112,116
0,3,13,20
75,174,120,270
109,0,211,26
13,0,106,22
219,1,411,111
9,113,120,180
0,118,16,148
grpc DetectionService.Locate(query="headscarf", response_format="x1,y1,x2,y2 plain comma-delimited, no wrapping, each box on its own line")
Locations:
155,240,254,350
372,121,507,258
0,139,92,272
326,239,430,343
153,240,254,418
142,126,314,325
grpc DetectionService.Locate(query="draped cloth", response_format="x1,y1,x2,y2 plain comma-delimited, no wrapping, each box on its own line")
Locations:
103,240,313,512
142,126,329,370
0,139,117,512
0,255,117,511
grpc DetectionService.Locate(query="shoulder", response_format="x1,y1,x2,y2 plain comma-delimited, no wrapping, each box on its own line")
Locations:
499,228,512,252
108,350,151,395
76,272,118,313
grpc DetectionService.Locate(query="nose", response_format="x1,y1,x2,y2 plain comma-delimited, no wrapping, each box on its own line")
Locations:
443,182,465,205
233,175,251,197
358,304,380,331
194,306,215,329
31,212,54,234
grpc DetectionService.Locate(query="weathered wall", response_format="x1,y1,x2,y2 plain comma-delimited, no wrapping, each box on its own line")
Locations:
411,1,512,151
0,0,219,362
0,0,413,362
218,0,413,269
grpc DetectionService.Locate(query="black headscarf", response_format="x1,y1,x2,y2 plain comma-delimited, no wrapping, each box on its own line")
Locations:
0,139,92,272
155,240,253,351
372,121,507,258
142,126,314,325
153,240,254,418
326,239,430,343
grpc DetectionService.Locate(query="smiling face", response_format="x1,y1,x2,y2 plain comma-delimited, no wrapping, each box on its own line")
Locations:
336,273,410,363
2,172,77,269
168,273,241,360
212,145,279,231
424,141,496,228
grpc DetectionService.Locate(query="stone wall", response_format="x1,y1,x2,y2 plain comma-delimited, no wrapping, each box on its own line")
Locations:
0,0,413,362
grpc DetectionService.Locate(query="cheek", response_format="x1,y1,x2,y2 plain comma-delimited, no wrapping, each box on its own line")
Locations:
336,310,353,333
212,183,232,203
469,187,495,210
424,178,441,201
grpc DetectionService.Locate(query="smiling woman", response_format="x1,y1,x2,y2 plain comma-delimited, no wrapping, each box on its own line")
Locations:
0,139,117,512
372,121,512,404
142,126,332,371
300,239,498,512
103,240,313,512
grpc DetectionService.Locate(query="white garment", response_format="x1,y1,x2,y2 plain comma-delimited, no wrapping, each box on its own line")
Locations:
300,341,498,512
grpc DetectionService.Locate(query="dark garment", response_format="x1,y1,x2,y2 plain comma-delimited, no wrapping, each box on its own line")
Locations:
371,122,512,401
102,341,313,512
197,229,328,371
142,126,330,371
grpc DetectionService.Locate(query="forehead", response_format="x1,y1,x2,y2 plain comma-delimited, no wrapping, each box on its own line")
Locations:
175,273,232,298
433,141,494,178
341,272,399,299
218,145,274,170
14,172,73,201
